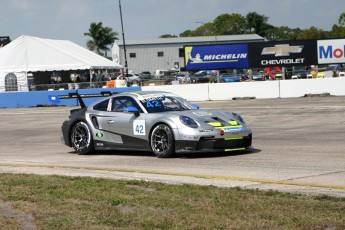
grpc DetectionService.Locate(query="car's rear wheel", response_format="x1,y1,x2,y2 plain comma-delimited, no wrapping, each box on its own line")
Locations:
71,121,93,155
150,124,175,158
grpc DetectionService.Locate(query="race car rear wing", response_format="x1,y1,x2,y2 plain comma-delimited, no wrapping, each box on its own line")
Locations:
49,91,118,108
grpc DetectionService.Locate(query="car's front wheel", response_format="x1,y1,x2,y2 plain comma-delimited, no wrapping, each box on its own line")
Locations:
71,121,93,155
150,124,175,158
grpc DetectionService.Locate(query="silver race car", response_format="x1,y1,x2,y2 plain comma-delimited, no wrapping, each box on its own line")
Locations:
60,91,252,158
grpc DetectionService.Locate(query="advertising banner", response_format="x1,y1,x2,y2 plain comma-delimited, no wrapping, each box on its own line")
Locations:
0,36,10,48
184,44,249,71
318,39,345,64
248,40,317,68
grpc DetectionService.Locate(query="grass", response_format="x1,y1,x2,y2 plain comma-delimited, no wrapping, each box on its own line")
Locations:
0,173,344,230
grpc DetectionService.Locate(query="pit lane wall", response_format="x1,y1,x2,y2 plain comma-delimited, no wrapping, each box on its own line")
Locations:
1,78,345,108
142,77,345,101
0,87,141,108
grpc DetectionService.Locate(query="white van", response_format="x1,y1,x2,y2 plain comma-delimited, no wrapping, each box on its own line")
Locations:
154,69,168,79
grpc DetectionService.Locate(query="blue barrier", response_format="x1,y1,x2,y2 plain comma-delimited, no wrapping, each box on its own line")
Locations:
0,87,142,108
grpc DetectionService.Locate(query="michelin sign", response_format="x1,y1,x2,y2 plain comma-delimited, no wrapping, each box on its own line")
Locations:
184,44,249,71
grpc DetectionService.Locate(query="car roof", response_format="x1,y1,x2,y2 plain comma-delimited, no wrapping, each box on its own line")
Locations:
117,91,178,98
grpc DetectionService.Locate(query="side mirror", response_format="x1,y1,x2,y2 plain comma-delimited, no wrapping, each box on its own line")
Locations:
192,104,199,109
123,106,140,117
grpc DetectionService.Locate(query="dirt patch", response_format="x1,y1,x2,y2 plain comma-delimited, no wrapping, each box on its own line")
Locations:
0,201,36,230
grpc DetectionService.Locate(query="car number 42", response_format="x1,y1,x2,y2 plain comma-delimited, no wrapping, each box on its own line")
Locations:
133,120,146,135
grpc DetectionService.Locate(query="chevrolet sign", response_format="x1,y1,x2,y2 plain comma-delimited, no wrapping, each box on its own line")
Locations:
248,41,317,68
261,44,304,56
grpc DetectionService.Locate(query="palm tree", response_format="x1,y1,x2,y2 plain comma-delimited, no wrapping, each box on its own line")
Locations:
84,22,119,56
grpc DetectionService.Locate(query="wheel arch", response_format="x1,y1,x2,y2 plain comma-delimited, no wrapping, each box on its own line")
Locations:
68,119,92,144
148,122,176,158
148,121,176,144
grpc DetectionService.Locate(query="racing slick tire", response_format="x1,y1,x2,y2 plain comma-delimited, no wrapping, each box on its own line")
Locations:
150,124,175,158
71,121,93,155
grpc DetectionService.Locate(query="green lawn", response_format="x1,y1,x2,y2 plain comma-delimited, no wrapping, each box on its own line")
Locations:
0,173,344,230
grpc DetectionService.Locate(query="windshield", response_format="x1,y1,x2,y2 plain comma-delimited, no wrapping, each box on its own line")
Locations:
139,94,196,113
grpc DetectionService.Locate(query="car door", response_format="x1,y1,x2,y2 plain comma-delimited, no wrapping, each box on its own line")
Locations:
96,96,148,147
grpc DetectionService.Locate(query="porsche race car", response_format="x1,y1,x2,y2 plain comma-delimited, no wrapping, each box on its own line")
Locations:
60,91,252,158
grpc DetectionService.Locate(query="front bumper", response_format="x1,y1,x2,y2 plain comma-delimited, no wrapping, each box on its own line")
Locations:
175,133,252,153
61,120,72,147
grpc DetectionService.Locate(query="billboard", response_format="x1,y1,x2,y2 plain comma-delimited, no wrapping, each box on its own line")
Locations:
248,40,318,68
0,36,10,48
318,39,345,64
184,44,249,71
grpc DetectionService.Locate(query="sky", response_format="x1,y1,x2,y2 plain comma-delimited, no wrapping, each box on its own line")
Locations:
2,0,345,47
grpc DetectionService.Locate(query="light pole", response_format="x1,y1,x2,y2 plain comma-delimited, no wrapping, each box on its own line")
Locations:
118,0,128,77
195,21,206,36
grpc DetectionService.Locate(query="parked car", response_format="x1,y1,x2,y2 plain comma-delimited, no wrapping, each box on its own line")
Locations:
139,71,152,81
219,73,241,83
264,67,282,80
175,72,190,83
190,71,209,83
249,71,264,81
291,70,309,79
123,74,141,84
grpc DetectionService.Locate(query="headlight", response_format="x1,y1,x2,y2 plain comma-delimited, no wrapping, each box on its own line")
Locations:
232,112,245,124
179,116,198,128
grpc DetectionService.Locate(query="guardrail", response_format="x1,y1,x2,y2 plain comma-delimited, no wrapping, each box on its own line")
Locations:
1,77,345,108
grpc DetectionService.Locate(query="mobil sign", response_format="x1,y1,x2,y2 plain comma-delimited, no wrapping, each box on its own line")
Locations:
318,39,345,64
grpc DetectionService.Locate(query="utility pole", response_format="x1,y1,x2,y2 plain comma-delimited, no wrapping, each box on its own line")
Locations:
118,0,128,77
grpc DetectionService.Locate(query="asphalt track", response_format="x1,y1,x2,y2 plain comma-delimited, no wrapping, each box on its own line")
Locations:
1,96,345,197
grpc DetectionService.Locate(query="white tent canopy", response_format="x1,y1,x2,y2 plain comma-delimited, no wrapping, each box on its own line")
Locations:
0,35,122,72
0,35,122,91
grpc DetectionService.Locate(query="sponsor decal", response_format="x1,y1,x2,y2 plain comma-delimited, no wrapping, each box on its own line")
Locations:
223,127,243,132
193,111,213,116
261,58,305,65
0,36,10,48
96,132,103,138
199,129,213,133
261,44,304,57
261,44,304,65
183,135,196,140
133,120,145,135
184,44,249,70
48,95,60,103
248,40,317,68
96,142,104,147
107,98,112,111
318,39,345,64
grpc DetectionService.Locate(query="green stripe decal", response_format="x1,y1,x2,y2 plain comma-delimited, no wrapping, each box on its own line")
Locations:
224,148,245,152
228,121,239,126
217,125,242,129
224,137,243,140
207,122,222,127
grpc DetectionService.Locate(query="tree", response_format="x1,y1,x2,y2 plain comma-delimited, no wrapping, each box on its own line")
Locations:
246,12,272,37
330,12,345,38
159,34,178,38
265,26,303,41
338,12,345,27
179,30,193,37
193,22,216,36
213,13,248,35
296,26,328,40
84,22,119,56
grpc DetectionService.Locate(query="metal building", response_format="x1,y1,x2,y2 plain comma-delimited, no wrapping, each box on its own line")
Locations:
112,34,264,75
